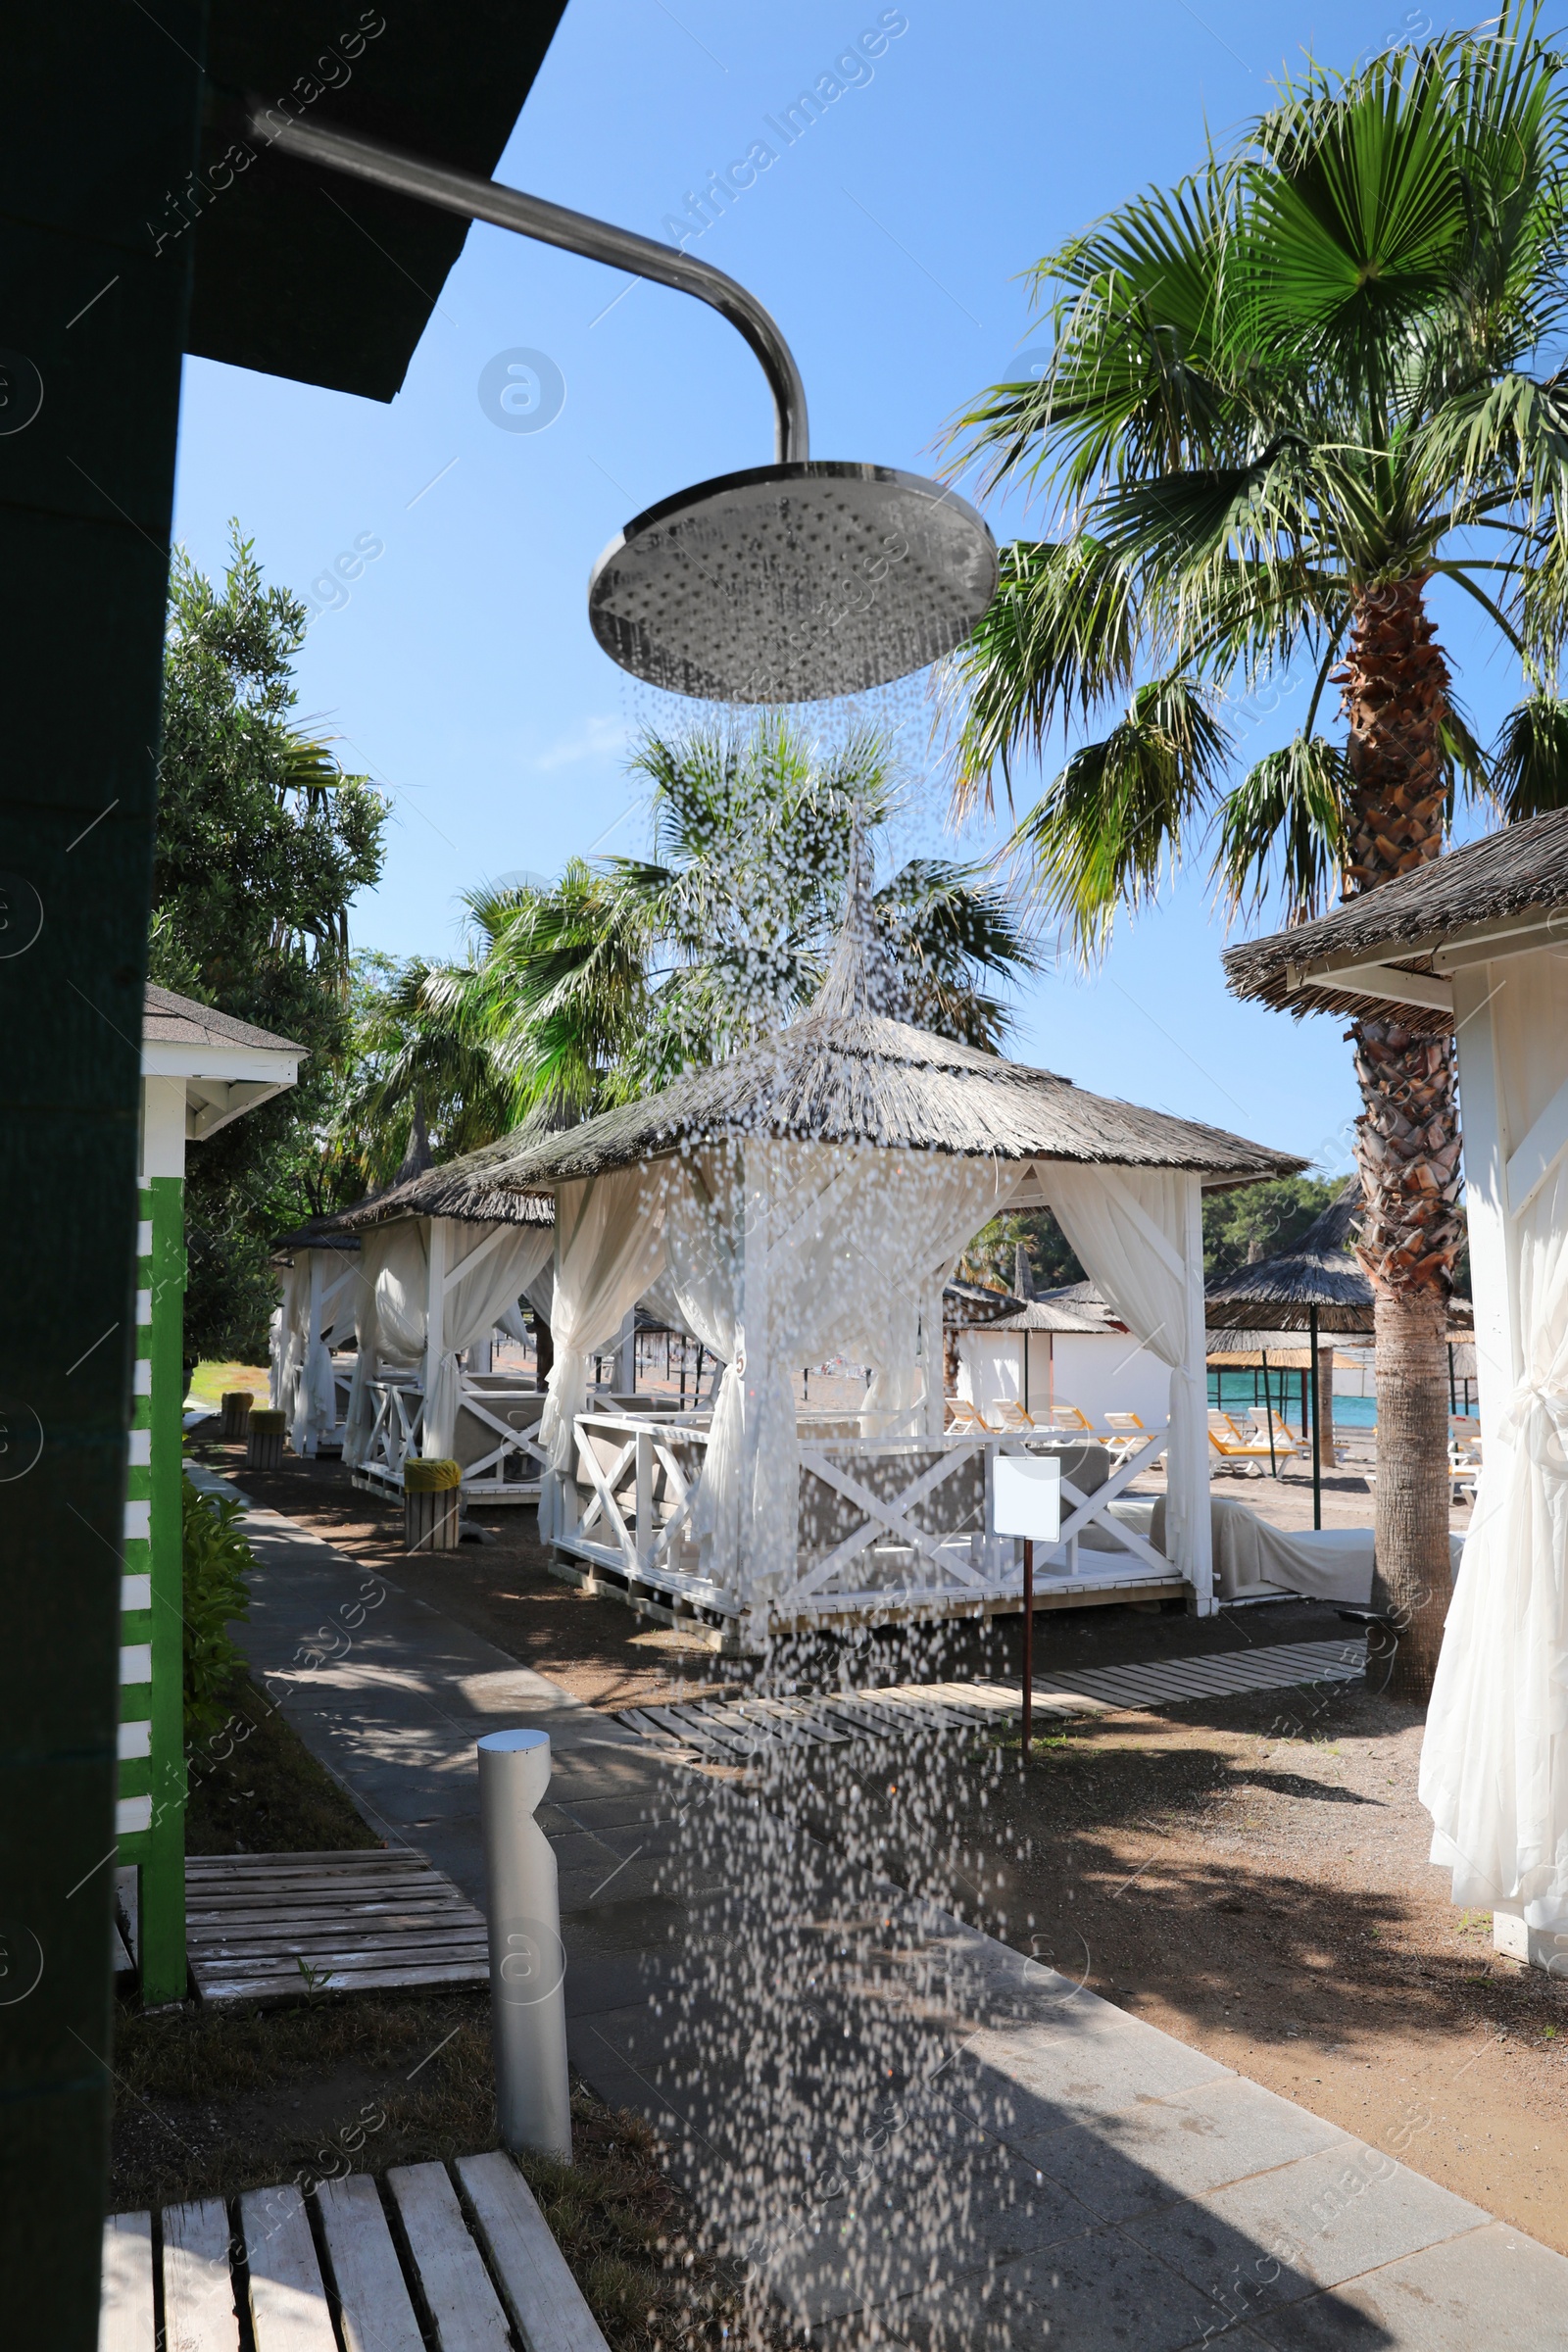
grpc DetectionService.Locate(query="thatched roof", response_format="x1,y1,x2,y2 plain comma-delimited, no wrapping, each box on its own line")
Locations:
335,1100,562,1232
333,852,1297,1232
1205,1179,1473,1335
281,1099,555,1249
990,1295,1112,1336
346,1008,1302,1219
270,1219,361,1257
1222,808,1568,1031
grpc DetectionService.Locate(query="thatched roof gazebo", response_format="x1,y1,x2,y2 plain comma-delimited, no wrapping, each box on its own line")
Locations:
270,1103,557,1486
381,882,1301,1637
1223,808,1568,1967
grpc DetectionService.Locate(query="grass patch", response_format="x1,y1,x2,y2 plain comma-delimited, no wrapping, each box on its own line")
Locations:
185,1359,270,1409
185,1674,381,1855
110,1991,760,2349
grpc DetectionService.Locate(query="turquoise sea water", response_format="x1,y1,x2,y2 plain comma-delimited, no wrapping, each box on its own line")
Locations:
1207,1371,1477,1431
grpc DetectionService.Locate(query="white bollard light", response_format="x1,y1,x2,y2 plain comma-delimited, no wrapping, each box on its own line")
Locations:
477,1727,572,2160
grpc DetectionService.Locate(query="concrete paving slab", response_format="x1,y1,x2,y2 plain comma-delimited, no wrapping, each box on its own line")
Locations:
760,2103,1102,2322
1251,2219,1568,2350
1018,2074,1348,2222
1130,2141,1488,2311
875,2224,1234,2351
949,1999,1232,2138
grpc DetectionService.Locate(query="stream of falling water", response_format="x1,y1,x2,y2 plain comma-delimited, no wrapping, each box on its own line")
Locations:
633,1614,1075,2348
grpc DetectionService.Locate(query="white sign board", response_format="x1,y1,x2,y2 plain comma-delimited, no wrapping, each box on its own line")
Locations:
992,1453,1061,1543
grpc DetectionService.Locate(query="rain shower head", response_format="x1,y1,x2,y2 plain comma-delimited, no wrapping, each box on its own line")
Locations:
247,107,998,703
589,461,997,704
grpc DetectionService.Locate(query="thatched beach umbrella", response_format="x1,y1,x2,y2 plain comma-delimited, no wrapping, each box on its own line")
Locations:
1207,1180,1474,1525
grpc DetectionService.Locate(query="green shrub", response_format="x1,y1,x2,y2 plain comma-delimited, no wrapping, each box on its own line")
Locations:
181,1475,252,1742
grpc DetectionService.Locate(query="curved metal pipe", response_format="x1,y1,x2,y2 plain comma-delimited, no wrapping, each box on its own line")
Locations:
245,103,809,464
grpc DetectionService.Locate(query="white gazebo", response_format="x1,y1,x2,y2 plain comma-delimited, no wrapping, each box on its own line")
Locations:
328,1152,559,1505
379,904,1300,1645
268,1220,361,1457
1225,808,1568,1971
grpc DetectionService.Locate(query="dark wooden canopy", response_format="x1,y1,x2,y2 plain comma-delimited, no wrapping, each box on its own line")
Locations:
192,3,569,399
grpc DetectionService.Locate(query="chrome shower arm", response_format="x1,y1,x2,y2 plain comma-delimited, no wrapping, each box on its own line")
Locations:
246,104,809,465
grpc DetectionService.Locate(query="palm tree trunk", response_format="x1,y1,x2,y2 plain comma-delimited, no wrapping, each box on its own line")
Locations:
1340,580,1465,1702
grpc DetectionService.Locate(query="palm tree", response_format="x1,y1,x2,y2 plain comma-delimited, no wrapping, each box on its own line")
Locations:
333,948,519,1192
421,717,1038,1119
942,10,1568,1697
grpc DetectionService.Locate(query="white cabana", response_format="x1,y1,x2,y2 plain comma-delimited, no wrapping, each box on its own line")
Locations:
1226,808,1568,1968
269,1229,362,1455
382,896,1299,1641
294,1140,560,1500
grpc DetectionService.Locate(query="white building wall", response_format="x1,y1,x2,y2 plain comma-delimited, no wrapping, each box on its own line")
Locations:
956,1327,1170,1429
1046,1332,1170,1430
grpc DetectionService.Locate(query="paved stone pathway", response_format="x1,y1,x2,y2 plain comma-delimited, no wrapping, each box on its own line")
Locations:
227,1494,1568,2350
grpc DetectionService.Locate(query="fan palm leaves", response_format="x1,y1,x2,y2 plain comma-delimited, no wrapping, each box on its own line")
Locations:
944,7,1568,1695
342,722,1039,1186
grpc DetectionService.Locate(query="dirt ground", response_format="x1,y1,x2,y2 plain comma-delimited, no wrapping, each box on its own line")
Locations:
186,1428,1565,2256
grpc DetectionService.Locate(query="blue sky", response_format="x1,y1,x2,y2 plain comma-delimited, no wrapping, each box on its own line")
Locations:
172,0,1510,1173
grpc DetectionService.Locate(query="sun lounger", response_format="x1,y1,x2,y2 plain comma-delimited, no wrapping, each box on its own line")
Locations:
987,1398,1035,1432
1102,1409,1152,1458
944,1397,990,1433
1047,1403,1095,1434
1207,1410,1277,1477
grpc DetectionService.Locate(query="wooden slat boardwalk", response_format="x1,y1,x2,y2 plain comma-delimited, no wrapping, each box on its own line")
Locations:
185,1848,490,2007
614,1638,1367,1763
100,2158,611,2352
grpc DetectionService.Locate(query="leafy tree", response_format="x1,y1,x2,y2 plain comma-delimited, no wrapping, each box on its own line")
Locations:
959,1208,1085,1293
362,720,1041,1157
154,527,387,1360
1202,1176,1338,1283
943,12,1568,1693
333,948,519,1194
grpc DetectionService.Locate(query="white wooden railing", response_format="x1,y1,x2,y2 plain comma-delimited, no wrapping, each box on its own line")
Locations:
353,1374,551,1502
555,1411,1183,1628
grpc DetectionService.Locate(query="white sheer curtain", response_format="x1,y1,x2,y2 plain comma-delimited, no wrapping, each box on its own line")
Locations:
343,1222,426,1467
1044,1164,1211,1591
662,1147,745,1573
424,1222,556,1457
537,1167,669,1536
1422,1153,1568,1931
290,1251,361,1455
753,1144,1018,1588
674,1141,1016,1602
343,1219,556,1463
270,1261,308,1429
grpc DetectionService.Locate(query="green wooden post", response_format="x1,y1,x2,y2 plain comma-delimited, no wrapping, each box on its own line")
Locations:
114,1166,187,2003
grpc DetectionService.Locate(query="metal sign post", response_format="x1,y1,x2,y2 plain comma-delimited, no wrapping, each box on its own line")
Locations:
992,1455,1061,1768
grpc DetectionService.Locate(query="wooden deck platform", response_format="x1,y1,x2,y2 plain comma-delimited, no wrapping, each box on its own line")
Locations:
615,1638,1367,1764
100,2152,611,2351
185,1848,490,2008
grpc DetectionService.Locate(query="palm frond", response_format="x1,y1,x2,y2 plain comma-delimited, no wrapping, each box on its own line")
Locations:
1214,735,1349,922
942,537,1141,819
947,169,1243,502
1011,676,1231,956
1489,691,1568,817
